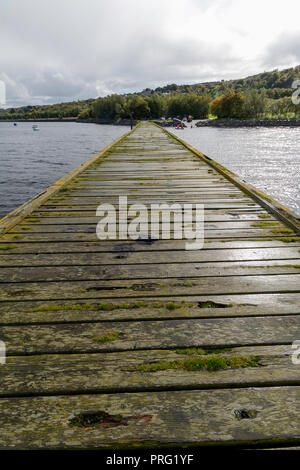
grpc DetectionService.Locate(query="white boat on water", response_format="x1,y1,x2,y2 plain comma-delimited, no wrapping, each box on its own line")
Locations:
32,124,40,131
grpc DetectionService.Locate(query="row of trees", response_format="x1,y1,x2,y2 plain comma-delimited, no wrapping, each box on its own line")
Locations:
92,93,210,120
1,87,300,122
0,100,94,120
92,88,300,120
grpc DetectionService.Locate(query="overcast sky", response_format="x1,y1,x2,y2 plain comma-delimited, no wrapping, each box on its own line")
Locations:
1,0,300,107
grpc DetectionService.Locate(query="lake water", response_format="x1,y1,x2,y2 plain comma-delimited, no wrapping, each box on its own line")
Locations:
170,124,300,216
0,122,129,218
0,121,299,218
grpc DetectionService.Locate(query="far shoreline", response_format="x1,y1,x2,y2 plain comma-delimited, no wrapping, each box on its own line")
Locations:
2,117,300,128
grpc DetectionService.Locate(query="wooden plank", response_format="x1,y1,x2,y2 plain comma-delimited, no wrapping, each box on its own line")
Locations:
0,346,297,397
1,292,300,323
1,260,300,282
29,207,273,214
13,220,285,233
1,247,299,266
1,316,299,355
1,275,300,301
60,189,244,196
0,386,299,448
39,203,263,211
74,179,229,185
41,196,255,204
2,229,292,242
1,239,300,255
20,214,278,224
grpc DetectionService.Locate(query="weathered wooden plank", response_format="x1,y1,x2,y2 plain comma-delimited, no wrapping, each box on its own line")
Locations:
1,293,300,323
1,275,300,301
13,220,285,233
1,301,300,324
0,386,299,449
31,206,267,214
20,213,277,224
2,229,292,242
1,316,299,355
30,207,270,214
98,163,205,169
82,170,224,175
1,257,300,282
60,189,243,197
87,162,208,167
42,196,255,204
1,247,299,266
39,203,263,212
0,346,297,397
1,260,300,282
74,179,231,186
78,177,230,184
2,239,300,255
78,174,226,180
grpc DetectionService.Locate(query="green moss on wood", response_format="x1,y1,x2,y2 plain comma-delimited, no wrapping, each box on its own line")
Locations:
0,245,16,250
176,347,233,355
166,302,183,311
31,300,195,313
267,264,300,269
251,222,278,227
130,355,260,372
270,228,294,234
249,237,300,242
277,237,300,242
93,331,120,342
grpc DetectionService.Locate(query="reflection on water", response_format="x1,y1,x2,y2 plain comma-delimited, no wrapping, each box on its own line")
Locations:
170,124,300,216
0,122,129,218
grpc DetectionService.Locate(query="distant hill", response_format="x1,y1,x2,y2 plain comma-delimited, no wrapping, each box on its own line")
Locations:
0,65,299,120
143,65,300,100
0,98,95,121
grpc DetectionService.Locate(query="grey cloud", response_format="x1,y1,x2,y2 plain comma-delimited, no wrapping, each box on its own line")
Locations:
1,0,297,107
263,32,300,68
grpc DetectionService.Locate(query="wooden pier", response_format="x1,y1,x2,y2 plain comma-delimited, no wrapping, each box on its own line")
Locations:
0,122,299,449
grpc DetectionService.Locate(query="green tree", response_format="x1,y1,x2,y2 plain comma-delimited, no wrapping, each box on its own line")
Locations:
126,95,150,119
243,89,266,118
146,95,165,118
